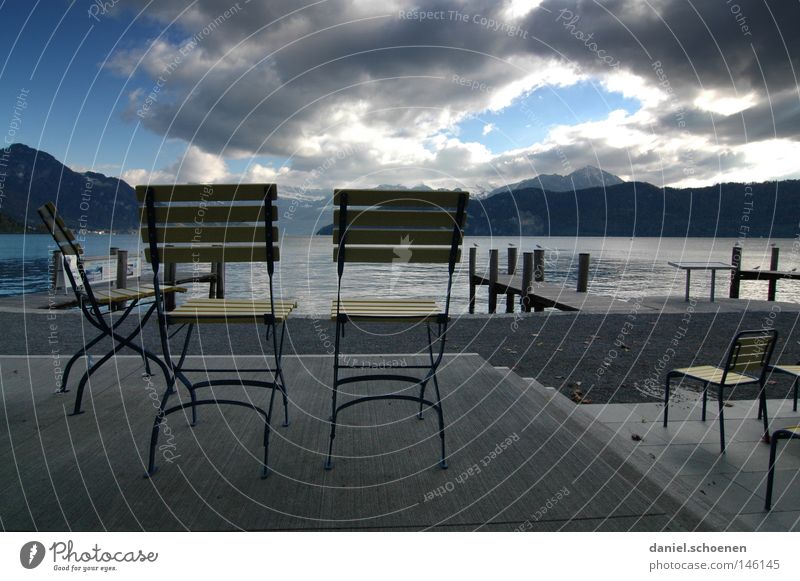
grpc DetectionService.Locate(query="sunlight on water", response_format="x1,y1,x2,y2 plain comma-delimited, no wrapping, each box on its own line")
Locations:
2,234,799,313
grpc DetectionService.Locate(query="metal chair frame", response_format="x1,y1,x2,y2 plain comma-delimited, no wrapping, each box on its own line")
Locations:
766,360,800,412
663,329,778,452
37,202,174,415
141,184,291,478
765,426,800,510
325,189,468,471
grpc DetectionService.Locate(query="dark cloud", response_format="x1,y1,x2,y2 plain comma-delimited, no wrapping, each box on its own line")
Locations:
112,0,800,186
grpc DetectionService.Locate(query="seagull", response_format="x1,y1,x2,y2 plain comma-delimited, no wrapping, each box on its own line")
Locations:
473,243,479,247
753,266,761,270
535,244,542,249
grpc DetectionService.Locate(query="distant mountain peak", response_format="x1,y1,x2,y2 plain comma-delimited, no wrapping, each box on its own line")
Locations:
490,166,624,196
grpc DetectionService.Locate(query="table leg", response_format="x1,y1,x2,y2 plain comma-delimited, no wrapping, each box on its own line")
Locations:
685,270,691,302
710,270,716,302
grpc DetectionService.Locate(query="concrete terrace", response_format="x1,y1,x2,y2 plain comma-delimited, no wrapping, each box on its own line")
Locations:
0,352,747,532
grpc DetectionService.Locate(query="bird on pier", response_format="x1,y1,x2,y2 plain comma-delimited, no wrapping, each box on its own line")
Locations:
535,244,542,249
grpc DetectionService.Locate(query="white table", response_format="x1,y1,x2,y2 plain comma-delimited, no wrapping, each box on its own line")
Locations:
668,262,736,302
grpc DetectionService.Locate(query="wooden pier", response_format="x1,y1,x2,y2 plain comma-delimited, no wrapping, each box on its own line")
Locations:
469,246,599,313
730,246,800,301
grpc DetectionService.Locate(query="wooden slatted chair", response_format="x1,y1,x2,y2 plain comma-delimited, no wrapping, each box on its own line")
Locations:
325,188,468,471
766,360,800,412
765,425,800,509
663,329,778,452
37,202,185,414
139,183,296,478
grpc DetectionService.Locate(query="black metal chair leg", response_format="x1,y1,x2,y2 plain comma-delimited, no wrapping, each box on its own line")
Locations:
272,322,289,427
146,373,177,477
325,410,337,470
61,332,105,392
434,381,447,469
71,345,119,415
701,381,708,421
759,381,770,442
261,383,278,479
718,385,726,453
765,434,780,510
663,376,671,427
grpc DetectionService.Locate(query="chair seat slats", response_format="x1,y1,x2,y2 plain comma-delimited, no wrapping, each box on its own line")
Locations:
169,298,296,323
672,365,757,385
90,284,186,304
770,364,800,376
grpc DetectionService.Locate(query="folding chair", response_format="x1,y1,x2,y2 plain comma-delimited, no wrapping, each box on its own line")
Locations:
325,188,468,471
766,360,800,412
663,329,778,452
139,183,296,478
765,425,800,510
37,202,185,415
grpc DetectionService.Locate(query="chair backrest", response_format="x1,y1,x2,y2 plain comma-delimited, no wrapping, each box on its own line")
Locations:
37,202,84,257
332,188,468,268
725,329,778,376
37,202,96,306
136,184,279,274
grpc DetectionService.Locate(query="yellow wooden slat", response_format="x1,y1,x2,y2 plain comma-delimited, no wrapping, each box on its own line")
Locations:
139,204,277,224
135,184,277,202
674,365,756,385
333,189,468,208
333,228,458,246
333,246,459,263
38,203,84,255
140,226,278,244
772,365,800,375
333,209,461,229
145,245,279,263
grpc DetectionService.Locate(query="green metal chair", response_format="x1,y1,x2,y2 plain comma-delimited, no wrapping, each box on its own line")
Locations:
37,202,185,414
139,183,296,478
325,188,468,471
663,329,778,452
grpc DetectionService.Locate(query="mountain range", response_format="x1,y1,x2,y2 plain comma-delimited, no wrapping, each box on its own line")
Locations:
1,143,798,238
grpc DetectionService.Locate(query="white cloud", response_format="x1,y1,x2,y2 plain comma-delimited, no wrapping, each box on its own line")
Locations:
482,123,495,136
694,90,757,116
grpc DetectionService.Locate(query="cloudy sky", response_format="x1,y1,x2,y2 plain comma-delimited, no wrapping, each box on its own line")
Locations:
2,0,799,191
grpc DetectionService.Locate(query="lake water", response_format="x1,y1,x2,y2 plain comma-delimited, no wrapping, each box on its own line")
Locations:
2,234,798,313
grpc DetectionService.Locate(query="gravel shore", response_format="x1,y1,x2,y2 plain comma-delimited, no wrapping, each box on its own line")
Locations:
4,304,799,405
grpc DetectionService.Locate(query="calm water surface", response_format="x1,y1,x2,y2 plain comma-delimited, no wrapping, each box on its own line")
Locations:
2,234,798,313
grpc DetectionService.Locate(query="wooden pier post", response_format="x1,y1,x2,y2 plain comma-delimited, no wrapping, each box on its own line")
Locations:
488,249,498,314
577,253,590,292
534,248,545,282
111,249,129,311
506,246,518,313
469,246,477,314
729,245,742,299
522,252,533,312
768,246,780,301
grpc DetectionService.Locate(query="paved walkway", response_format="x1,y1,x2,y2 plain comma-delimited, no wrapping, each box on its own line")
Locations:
527,379,800,531
0,353,726,531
